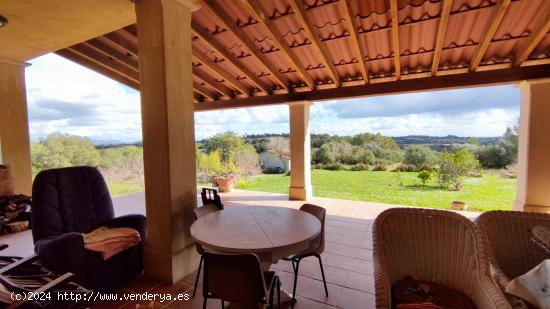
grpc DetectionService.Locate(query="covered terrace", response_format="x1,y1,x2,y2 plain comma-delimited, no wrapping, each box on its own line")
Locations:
1,0,550,306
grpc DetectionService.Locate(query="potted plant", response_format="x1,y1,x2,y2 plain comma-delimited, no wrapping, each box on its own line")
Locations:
211,161,239,192
451,200,467,211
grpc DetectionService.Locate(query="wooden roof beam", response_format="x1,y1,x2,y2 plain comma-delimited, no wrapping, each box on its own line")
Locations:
470,0,511,71
103,29,139,58
288,0,340,87
514,10,550,66
431,0,452,76
242,0,315,90
193,81,219,101
192,49,250,95
84,38,139,71
193,68,235,98
56,48,140,90
338,0,369,84
390,0,401,80
192,22,272,94
201,0,290,91
68,43,140,81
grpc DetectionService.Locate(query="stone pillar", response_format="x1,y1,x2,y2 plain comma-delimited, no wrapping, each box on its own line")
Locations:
289,101,312,200
514,79,550,213
135,0,200,282
0,61,32,195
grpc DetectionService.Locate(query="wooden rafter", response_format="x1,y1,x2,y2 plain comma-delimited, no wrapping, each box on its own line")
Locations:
69,43,140,81
470,0,511,71
431,0,452,76
85,38,139,71
192,21,271,94
193,68,235,98
289,0,340,87
102,29,139,58
390,0,401,79
193,81,219,101
56,49,139,90
338,0,368,83
202,0,289,91
241,0,314,90
514,10,550,66
192,49,249,95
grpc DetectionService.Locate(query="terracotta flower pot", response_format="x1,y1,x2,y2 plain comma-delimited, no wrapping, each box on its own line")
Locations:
451,200,467,211
214,177,236,193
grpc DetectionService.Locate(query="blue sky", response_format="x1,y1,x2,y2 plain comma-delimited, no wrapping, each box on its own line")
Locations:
25,53,520,143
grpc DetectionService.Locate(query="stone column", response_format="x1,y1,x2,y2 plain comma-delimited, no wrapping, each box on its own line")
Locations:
135,0,200,282
514,78,550,213
0,60,32,195
289,101,312,200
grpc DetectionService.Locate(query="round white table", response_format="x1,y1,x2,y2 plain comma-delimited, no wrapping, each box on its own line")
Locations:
190,206,321,265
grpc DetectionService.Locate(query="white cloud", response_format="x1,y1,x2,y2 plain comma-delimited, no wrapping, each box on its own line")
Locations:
25,53,520,143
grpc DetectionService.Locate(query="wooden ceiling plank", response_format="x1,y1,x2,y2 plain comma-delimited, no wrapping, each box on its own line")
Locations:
192,22,271,94
195,64,550,111
202,0,289,91
390,0,401,80
192,49,249,95
431,0,452,76
84,38,139,70
338,0,369,83
514,10,550,66
470,0,511,71
193,80,219,101
193,68,235,98
56,49,139,90
289,0,341,87
242,0,314,90
68,43,140,81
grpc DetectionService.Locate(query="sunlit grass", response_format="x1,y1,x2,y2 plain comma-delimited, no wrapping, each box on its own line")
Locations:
237,169,516,212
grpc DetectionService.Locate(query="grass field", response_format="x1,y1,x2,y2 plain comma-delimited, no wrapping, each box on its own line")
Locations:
237,169,516,212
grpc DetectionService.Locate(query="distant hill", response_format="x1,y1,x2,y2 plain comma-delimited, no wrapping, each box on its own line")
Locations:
393,135,500,150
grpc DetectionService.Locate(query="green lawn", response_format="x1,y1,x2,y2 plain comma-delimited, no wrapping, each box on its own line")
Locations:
237,170,516,212
108,181,144,197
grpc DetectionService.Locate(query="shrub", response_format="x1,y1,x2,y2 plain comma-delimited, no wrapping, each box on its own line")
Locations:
372,162,387,171
404,145,436,168
349,163,369,171
476,144,512,169
393,164,417,172
417,169,433,185
321,163,345,171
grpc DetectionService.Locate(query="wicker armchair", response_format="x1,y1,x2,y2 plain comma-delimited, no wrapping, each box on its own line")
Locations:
476,211,550,308
373,208,511,309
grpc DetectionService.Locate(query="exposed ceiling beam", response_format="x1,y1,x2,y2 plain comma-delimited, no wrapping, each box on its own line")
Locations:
195,64,550,111
68,43,140,81
431,0,452,76
192,49,250,95
191,21,271,94
338,0,369,84
103,29,139,58
514,10,550,66
390,0,401,80
241,0,315,90
84,38,139,71
193,81,219,101
470,0,511,71
193,68,235,98
289,0,340,87
202,0,290,91
56,49,139,90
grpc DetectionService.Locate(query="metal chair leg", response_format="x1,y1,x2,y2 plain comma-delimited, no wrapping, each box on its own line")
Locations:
277,277,281,309
315,254,329,297
291,259,301,309
202,297,207,309
221,300,225,309
193,255,204,297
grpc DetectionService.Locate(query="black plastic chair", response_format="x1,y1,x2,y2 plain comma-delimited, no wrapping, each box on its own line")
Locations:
283,204,328,307
192,204,221,298
202,252,280,309
201,188,223,209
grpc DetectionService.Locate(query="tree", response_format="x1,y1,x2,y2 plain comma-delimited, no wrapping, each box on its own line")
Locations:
404,145,436,168
202,131,245,163
350,133,400,150
31,133,100,172
235,144,261,177
437,149,480,190
267,137,290,171
467,137,481,146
